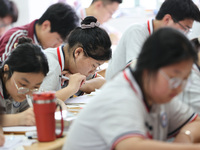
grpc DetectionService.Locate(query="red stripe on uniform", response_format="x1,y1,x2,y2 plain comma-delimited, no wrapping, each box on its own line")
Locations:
57,47,62,70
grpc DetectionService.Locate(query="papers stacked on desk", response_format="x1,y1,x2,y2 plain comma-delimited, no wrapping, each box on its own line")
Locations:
55,110,76,131
0,135,36,150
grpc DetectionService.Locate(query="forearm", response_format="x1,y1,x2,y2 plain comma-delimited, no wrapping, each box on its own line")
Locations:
55,86,76,101
80,76,105,94
174,119,200,143
116,137,200,150
1,114,21,126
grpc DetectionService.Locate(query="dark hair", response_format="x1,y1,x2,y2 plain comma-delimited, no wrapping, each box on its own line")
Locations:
67,16,112,61
0,37,49,79
91,0,122,4
156,0,200,22
0,0,18,22
37,2,79,41
191,38,200,52
132,27,198,88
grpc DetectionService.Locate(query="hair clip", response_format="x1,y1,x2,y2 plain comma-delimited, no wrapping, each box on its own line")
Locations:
81,21,100,29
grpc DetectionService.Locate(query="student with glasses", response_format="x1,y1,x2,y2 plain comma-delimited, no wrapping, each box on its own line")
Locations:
106,0,200,81
63,28,200,150
40,16,112,102
0,37,49,127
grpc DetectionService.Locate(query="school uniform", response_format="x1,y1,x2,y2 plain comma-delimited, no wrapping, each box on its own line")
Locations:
105,19,154,81
63,67,197,150
40,46,97,97
175,64,200,115
0,20,40,61
0,79,29,114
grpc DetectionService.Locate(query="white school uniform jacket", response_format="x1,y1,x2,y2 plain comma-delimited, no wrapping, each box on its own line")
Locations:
40,46,65,91
106,19,154,80
0,79,29,114
175,64,200,115
40,45,97,95
63,68,197,150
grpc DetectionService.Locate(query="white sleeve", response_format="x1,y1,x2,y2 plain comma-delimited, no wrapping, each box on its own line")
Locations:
40,55,61,91
106,24,148,81
167,98,197,138
181,65,200,115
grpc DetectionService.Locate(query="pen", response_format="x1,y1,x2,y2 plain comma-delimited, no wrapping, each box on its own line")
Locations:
60,75,69,80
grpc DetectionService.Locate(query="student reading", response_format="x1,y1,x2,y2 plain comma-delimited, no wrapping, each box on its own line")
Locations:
63,28,200,150
40,16,112,101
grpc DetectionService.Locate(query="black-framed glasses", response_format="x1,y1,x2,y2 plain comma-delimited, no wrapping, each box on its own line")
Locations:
160,70,187,89
13,77,39,94
172,18,192,34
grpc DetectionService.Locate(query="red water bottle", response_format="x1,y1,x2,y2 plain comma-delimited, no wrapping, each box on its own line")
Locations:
33,91,64,142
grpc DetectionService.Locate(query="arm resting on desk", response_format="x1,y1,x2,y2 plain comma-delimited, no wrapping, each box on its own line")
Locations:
79,74,105,94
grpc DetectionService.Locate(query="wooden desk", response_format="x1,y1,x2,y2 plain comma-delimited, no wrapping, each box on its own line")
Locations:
24,136,66,150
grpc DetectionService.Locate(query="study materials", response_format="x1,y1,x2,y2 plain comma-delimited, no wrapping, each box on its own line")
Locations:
1,135,36,150
65,95,91,104
3,126,36,134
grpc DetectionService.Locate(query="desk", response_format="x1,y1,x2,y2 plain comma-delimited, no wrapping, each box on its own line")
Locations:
24,136,66,150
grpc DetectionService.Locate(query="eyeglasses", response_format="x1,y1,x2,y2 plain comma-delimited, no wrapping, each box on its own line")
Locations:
172,18,192,34
160,70,187,89
13,78,39,94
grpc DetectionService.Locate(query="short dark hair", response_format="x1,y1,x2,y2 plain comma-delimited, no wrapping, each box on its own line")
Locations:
37,2,79,41
67,16,112,61
156,0,200,22
0,0,18,23
91,0,122,5
132,28,197,90
0,37,49,79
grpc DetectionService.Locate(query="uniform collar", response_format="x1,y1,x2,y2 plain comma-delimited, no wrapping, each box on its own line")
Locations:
57,45,65,71
147,19,154,35
123,68,150,112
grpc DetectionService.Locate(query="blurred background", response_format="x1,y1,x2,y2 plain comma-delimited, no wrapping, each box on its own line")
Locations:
11,0,200,39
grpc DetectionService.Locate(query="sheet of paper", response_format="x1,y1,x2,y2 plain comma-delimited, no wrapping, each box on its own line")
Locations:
3,126,36,133
0,135,36,150
65,95,91,104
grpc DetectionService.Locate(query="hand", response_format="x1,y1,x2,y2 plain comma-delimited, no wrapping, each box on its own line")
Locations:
0,127,5,146
68,73,86,94
18,108,35,126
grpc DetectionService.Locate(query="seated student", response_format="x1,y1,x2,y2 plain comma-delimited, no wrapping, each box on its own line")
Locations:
0,2,79,61
40,16,112,101
62,28,200,150
106,0,200,81
0,37,49,126
75,0,122,44
0,0,18,37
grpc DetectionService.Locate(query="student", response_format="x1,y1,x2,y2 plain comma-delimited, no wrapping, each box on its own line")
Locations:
0,37,49,126
106,0,200,80
40,16,112,101
75,0,122,44
62,28,200,150
0,2,79,61
0,0,18,37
